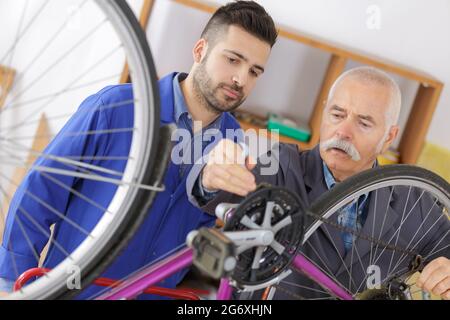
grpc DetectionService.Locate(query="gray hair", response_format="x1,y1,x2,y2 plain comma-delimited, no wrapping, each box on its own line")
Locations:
327,66,402,130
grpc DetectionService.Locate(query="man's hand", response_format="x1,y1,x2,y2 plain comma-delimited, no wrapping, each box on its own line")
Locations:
416,256,450,300
202,139,257,196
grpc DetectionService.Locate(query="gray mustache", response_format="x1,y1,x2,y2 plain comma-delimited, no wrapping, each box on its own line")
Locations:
320,138,361,161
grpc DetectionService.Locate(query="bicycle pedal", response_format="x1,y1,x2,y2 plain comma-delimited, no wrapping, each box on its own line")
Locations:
187,228,237,279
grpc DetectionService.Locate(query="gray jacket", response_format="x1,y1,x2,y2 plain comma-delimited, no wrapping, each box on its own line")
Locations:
187,144,449,299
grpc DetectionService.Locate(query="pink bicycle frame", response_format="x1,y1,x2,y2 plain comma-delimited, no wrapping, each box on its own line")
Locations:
95,246,353,300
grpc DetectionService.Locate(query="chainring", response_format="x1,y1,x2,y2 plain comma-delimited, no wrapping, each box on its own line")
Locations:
224,184,305,287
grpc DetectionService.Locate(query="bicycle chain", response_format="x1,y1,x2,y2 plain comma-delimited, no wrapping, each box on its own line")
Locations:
255,183,419,259
303,210,418,258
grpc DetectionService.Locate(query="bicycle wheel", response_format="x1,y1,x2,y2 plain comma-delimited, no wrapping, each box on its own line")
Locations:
274,165,450,300
0,0,165,299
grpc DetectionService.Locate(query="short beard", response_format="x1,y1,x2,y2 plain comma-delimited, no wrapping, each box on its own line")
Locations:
192,58,245,114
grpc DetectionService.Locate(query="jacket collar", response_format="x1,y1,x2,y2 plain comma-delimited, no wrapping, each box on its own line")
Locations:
159,72,178,124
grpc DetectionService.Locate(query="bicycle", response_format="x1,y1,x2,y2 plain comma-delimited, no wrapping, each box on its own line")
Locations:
15,165,446,300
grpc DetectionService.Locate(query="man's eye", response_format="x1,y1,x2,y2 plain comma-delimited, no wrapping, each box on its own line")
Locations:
360,122,372,129
331,113,343,119
250,69,259,77
228,57,237,64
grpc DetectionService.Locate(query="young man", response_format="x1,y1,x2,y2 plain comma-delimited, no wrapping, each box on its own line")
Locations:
188,67,450,300
0,1,278,299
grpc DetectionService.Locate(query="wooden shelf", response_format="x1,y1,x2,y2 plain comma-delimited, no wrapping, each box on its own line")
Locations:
139,0,444,164
0,65,16,109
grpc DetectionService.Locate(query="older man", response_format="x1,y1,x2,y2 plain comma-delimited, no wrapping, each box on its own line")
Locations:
187,66,450,299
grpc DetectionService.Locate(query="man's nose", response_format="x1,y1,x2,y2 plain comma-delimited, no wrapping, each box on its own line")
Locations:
232,69,248,88
335,119,354,141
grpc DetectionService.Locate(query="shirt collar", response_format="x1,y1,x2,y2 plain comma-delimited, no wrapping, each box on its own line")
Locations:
172,72,224,131
322,161,337,190
322,161,371,205
172,72,190,125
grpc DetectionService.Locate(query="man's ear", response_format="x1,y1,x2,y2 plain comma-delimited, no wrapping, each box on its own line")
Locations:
192,38,208,63
380,125,399,154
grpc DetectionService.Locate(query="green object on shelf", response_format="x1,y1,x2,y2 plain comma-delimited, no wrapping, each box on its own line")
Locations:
267,113,311,142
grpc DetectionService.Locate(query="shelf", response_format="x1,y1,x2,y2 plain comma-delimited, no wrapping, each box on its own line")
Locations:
0,65,16,109
238,119,311,150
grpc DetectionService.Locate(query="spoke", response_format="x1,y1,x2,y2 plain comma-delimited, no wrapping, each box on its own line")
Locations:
0,73,120,130
17,205,73,260
1,139,125,177
0,96,135,134
272,216,292,234
240,215,261,229
270,240,285,255
0,160,163,192
377,265,411,291
348,237,355,292
2,44,123,134
3,127,135,142
373,208,446,268
353,200,374,294
2,139,123,177
290,254,354,298
346,199,365,292
0,184,41,265
422,233,450,260
2,18,108,110
5,0,90,97
38,170,113,215
369,189,378,269
0,0,28,98
321,225,358,291
373,187,394,261
0,0,49,65
390,198,439,272
387,187,417,274
13,214,42,265
0,158,98,179
0,154,131,161
31,164,162,191
0,189,22,282
251,246,264,269
23,190,93,238
354,242,372,293
280,280,331,295
352,238,370,293
51,156,130,161
303,242,335,278
262,201,274,228
0,171,93,238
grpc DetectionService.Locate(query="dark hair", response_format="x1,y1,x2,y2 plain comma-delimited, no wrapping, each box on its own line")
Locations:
201,1,278,48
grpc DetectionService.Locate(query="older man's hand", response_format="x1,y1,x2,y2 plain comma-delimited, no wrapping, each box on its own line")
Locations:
202,139,257,196
416,256,450,300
